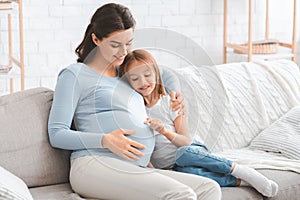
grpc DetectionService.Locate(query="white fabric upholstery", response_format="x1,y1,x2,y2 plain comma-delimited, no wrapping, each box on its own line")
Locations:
171,59,300,152
0,166,33,200
249,105,300,160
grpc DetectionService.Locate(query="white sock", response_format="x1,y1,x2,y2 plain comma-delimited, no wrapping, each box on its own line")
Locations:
231,164,278,197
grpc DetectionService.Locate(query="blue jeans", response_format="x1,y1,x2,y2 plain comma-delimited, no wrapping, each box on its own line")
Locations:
174,142,238,187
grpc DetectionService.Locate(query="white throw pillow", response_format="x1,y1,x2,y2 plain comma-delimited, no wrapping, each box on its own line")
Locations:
249,106,300,160
0,166,33,200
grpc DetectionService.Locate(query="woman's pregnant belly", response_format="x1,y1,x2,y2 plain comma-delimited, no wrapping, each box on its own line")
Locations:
97,109,155,166
92,81,155,166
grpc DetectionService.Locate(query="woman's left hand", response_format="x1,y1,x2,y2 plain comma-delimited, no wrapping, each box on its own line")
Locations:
169,91,185,115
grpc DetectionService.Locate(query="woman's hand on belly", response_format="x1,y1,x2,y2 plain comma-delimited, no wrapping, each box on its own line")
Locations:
102,128,146,160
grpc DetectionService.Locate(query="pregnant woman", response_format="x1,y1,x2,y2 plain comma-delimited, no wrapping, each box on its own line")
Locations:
48,3,221,200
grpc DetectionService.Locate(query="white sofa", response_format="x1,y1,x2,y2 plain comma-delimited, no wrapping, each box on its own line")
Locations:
0,59,300,200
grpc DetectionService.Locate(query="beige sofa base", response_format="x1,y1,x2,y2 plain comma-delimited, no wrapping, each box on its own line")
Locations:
29,169,300,200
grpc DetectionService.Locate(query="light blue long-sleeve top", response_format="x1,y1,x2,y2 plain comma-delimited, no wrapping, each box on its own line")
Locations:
48,63,179,167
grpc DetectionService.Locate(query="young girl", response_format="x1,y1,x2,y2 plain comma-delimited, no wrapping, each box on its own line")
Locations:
119,49,279,198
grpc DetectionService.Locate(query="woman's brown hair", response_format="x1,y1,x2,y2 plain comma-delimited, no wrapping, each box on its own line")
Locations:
75,3,136,63
119,50,166,105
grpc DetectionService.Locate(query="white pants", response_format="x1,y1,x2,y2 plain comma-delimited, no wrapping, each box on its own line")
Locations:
70,156,221,200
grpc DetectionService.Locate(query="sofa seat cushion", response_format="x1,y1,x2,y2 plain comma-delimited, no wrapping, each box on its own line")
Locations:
0,87,71,187
221,186,263,200
258,169,300,200
221,169,300,200
30,183,80,200
30,183,97,200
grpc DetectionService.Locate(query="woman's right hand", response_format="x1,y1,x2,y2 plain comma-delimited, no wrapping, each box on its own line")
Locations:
101,128,146,160
170,91,185,115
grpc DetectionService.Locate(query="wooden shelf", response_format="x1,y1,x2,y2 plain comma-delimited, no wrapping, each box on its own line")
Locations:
0,1,12,10
226,46,295,62
223,0,297,63
0,0,24,93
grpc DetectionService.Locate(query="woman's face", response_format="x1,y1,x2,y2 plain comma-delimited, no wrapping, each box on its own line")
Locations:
94,28,134,67
126,61,156,98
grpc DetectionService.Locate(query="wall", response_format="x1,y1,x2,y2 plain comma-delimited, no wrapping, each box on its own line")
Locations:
0,0,299,95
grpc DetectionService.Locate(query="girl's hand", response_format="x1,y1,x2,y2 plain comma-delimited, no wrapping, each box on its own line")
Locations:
101,128,146,160
170,91,185,115
144,118,166,134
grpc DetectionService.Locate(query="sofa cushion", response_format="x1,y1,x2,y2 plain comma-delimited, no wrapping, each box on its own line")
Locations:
249,106,300,160
30,183,97,200
258,169,300,200
0,87,71,187
221,169,300,200
0,166,33,200
221,186,263,200
30,183,81,200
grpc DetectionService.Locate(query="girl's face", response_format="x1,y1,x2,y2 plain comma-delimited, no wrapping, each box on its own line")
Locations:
93,28,133,67
126,61,156,98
